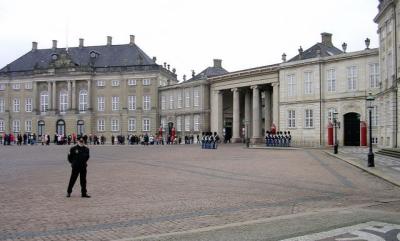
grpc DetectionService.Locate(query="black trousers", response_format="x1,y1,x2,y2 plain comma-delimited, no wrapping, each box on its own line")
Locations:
67,167,87,195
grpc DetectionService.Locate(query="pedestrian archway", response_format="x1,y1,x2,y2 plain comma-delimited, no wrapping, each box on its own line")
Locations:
344,112,360,146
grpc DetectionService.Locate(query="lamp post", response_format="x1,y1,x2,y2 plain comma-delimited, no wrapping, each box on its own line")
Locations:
333,111,338,154
366,93,375,167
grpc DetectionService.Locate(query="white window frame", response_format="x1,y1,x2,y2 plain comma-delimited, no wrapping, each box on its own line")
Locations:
128,95,136,110
0,98,4,112
111,80,120,87
40,91,49,113
0,83,5,91
97,119,105,132
327,107,337,123
79,90,88,112
25,120,32,132
287,74,296,97
13,98,20,112
347,66,358,91
193,88,200,107
59,91,68,113
185,90,190,108
12,82,20,90
97,96,105,112
193,114,200,131
305,109,314,128
177,92,183,109
327,69,336,92
111,118,120,132
185,115,190,131
304,72,312,95
128,79,137,86
143,79,151,86
112,96,120,111
0,119,4,132
176,116,182,132
128,118,136,131
143,95,150,111
288,110,296,128
369,63,380,88
161,95,166,110
371,106,378,127
161,118,167,130
169,95,174,109
25,98,32,112
13,119,20,133
97,80,105,87
143,118,150,131
25,82,32,90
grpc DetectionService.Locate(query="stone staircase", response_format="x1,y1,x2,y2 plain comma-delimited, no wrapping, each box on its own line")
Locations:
376,148,400,159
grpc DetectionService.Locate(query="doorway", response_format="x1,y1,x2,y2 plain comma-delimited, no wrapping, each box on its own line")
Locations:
38,120,45,137
344,112,360,146
56,119,65,136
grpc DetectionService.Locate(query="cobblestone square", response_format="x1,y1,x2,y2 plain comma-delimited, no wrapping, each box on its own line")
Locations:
0,144,399,240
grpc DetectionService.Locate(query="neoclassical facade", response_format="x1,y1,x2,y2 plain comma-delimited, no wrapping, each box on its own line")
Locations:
0,36,177,140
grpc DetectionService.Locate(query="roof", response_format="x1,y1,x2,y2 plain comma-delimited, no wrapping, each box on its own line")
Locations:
187,66,229,82
0,44,156,73
289,43,343,62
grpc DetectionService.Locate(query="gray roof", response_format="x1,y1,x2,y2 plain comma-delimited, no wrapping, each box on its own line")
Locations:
289,43,343,62
187,66,228,82
0,44,156,73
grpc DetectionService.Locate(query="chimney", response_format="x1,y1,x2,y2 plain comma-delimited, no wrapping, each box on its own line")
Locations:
52,40,57,50
107,36,112,46
32,42,38,52
281,53,287,62
298,46,303,59
129,35,135,45
321,32,333,47
213,59,222,68
183,75,186,81
192,70,195,77
79,38,84,48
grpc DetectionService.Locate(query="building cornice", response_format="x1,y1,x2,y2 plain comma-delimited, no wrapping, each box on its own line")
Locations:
209,64,279,83
374,0,395,23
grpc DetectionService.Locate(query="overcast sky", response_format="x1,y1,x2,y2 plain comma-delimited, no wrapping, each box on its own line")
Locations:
0,0,378,81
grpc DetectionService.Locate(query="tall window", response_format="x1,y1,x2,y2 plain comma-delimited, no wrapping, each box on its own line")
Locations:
185,115,190,131
347,66,358,91
128,79,136,86
287,74,296,97
169,95,174,109
161,95,166,110
0,119,4,132
97,96,105,112
305,109,314,128
193,114,200,131
369,63,380,88
143,95,150,111
288,110,296,128
327,108,337,123
59,90,68,113
371,106,378,127
177,92,183,108
0,98,4,112
13,120,20,133
79,90,88,112
304,72,312,95
97,119,105,132
128,96,136,110
327,69,336,92
25,98,32,112
111,119,119,132
387,52,393,82
112,96,120,111
176,116,182,131
25,82,32,89
143,79,151,85
40,91,49,112
0,84,6,91
13,98,20,112
128,118,136,131
193,88,200,107
143,118,150,131
25,120,32,132
161,118,167,130
185,90,190,107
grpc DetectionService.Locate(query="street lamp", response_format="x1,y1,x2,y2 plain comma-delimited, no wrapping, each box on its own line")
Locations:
366,93,375,167
333,111,339,154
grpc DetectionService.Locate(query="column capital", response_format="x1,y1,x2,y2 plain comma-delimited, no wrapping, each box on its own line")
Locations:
231,87,238,92
271,82,279,87
250,85,258,90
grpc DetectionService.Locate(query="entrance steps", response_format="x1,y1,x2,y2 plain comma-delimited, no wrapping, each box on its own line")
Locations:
376,148,400,159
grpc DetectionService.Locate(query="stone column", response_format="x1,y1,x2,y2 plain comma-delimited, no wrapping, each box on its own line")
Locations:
87,79,91,110
32,81,38,113
251,85,261,143
232,88,240,143
52,81,56,112
67,80,72,111
72,80,76,111
272,83,279,130
264,89,272,132
47,81,52,110
244,89,252,139
217,90,224,136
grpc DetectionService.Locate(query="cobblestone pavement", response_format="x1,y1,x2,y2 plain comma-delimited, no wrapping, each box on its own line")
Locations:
0,144,399,241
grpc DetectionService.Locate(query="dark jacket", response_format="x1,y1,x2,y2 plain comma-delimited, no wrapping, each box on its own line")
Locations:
68,145,90,169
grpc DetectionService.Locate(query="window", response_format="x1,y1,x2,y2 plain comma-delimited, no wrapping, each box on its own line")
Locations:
304,72,312,95
40,91,49,112
287,74,296,97
161,95,166,110
185,89,190,108
112,96,120,111
387,52,393,82
193,114,200,131
25,98,32,112
0,83,5,91
143,118,150,131
176,116,182,131
111,119,119,132
327,69,336,92
12,82,20,90
169,95,174,109
0,119,4,132
161,118,167,130
128,118,136,131
13,120,20,133
305,109,314,128
327,108,337,123
97,80,105,87
25,120,32,132
143,95,150,111
369,63,380,88
288,110,296,128
177,92,183,108
128,79,136,86
347,66,357,91
13,98,20,112
0,98,4,112
79,90,88,112
97,119,105,132
25,82,32,90
371,106,378,127
59,91,68,113
128,96,136,110
193,88,200,107
143,79,151,85
112,80,120,87
97,96,105,112
185,115,190,131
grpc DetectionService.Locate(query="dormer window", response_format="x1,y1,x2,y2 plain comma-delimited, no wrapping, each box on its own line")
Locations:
90,51,99,59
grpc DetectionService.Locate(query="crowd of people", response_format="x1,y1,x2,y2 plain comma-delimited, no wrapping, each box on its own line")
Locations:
201,132,220,149
265,131,292,147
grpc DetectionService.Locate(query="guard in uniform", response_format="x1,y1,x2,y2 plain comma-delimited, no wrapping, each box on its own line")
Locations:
67,138,91,198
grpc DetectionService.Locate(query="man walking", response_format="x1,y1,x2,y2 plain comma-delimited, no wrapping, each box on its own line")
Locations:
67,138,91,198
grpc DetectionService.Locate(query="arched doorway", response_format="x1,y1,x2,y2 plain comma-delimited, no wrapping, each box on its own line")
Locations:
77,120,84,136
56,119,65,136
38,120,45,137
344,112,360,146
